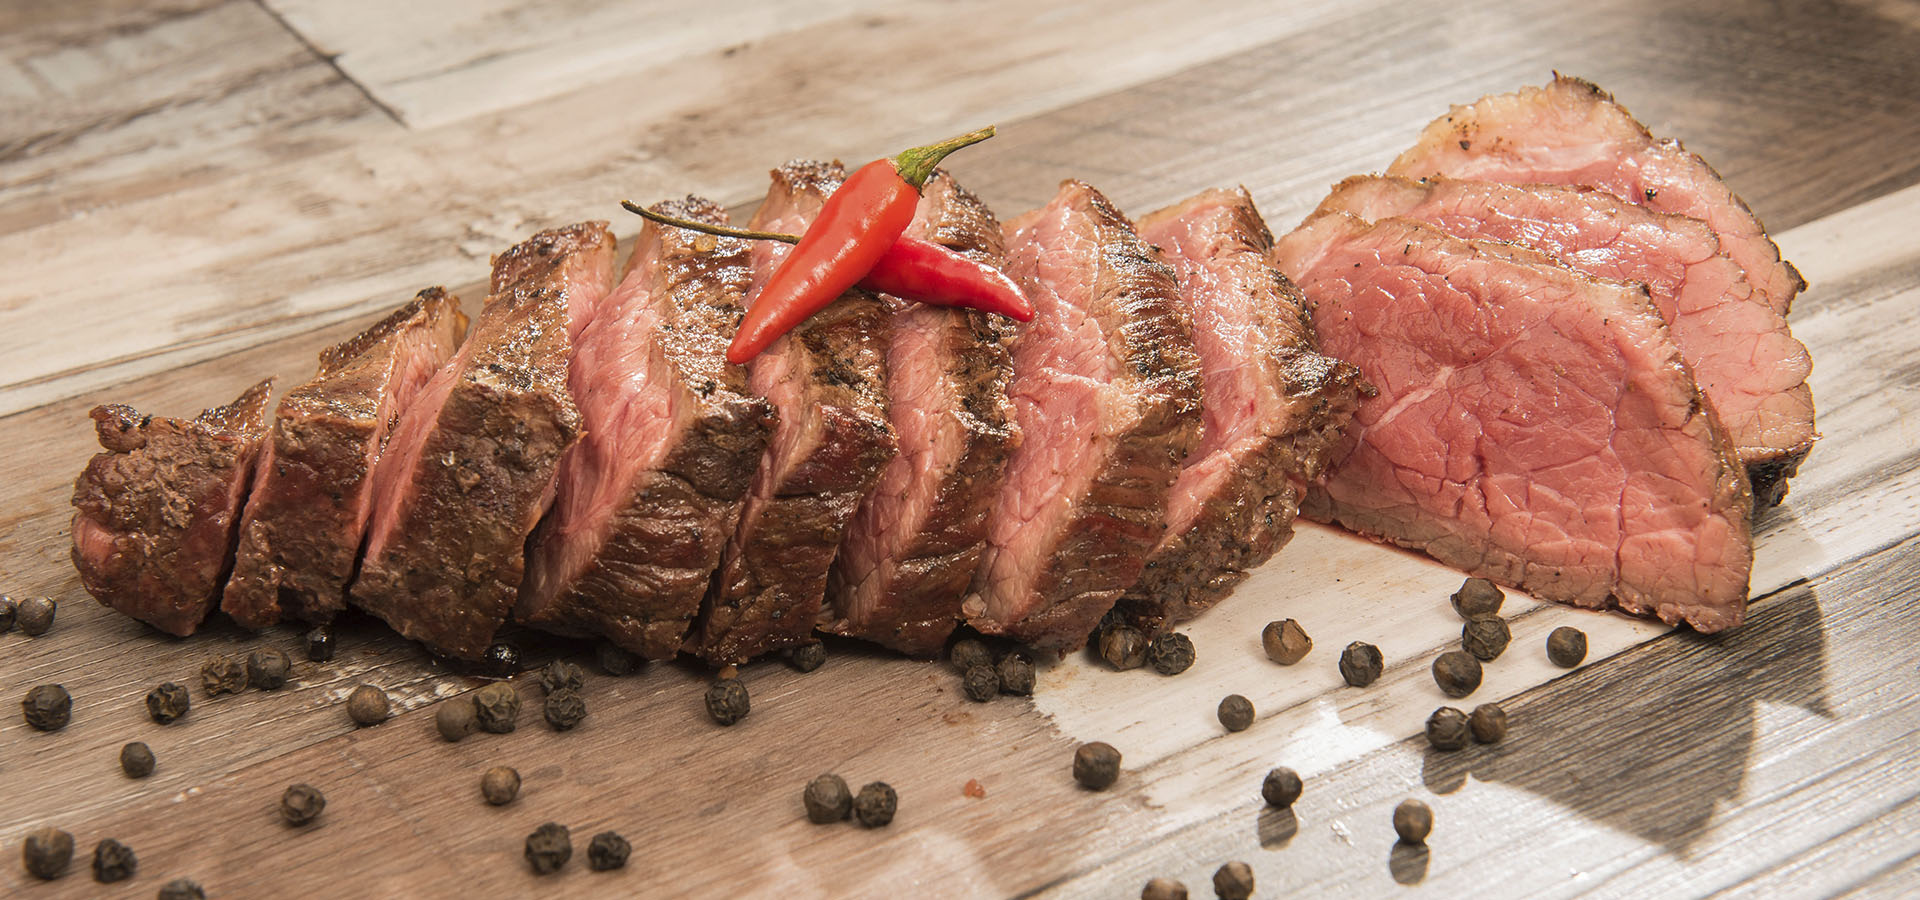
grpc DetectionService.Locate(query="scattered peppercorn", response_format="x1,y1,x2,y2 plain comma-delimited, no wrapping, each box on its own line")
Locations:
1461,614,1511,661
473,682,521,733
280,783,326,826
1072,741,1122,790
544,688,588,731
1217,694,1255,732
1141,877,1189,900
1212,861,1255,900
247,648,293,690
120,742,156,778
1431,650,1483,698
705,678,750,726
16,596,55,636
854,781,897,827
22,683,71,731
1393,799,1433,843
997,654,1036,695
1099,625,1149,670
949,637,993,673
1425,707,1471,751
1450,577,1504,619
596,641,639,676
539,660,586,694
787,642,828,673
199,656,248,696
0,595,15,633
305,625,335,662
1547,626,1588,667
146,681,191,724
91,838,136,883
803,774,853,823
962,664,1000,702
1262,619,1313,665
524,823,572,875
1261,767,1303,809
1147,632,1196,675
21,826,73,880
436,699,477,742
159,878,207,900
346,684,390,726
587,831,630,871
1339,641,1383,687
483,641,522,678
481,766,521,806
1470,703,1508,744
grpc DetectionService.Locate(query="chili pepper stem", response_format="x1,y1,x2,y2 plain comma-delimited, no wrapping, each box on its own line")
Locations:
621,201,800,244
891,126,996,189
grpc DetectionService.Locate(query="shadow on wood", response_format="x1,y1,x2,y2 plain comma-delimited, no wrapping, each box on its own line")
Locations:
1389,841,1430,885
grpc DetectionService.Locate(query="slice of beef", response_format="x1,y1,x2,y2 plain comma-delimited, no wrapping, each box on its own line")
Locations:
1314,175,1816,507
518,198,773,658
824,171,1020,656
353,222,615,660
223,289,468,629
694,161,897,664
967,180,1204,652
1112,188,1367,634
71,379,274,636
1274,213,1753,632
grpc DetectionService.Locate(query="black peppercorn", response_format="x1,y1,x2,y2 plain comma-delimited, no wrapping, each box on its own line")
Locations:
539,660,586,695
1217,694,1255,732
705,678,750,726
280,783,325,826
1072,741,1122,790
949,637,993,673
587,831,630,871
91,838,136,883
483,641,522,678
544,688,588,731
1431,650,1482,698
0,595,15,633
1393,799,1433,843
247,648,293,690
200,656,248,696
23,683,72,731
436,699,477,742
159,877,207,900
146,681,191,724
1098,625,1149,670
1547,626,1588,667
853,781,897,827
996,654,1036,695
1147,632,1195,675
474,682,521,733
304,625,335,662
596,641,639,675
787,642,827,673
1425,706,1470,751
120,741,156,778
1461,614,1510,661
1212,861,1255,900
346,684,390,726
1339,641,1383,687
1262,619,1313,665
1261,767,1302,809
962,664,1000,702
803,774,852,824
1470,703,1508,744
16,596,55,636
1450,577,1504,619
481,766,521,805
1141,877,1188,900
524,823,572,875
21,826,73,880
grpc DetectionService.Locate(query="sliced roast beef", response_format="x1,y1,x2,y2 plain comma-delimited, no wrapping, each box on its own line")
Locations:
223,289,467,629
825,171,1021,656
1314,175,1815,506
967,180,1204,651
1112,188,1367,634
694,161,897,664
71,379,274,636
519,198,773,658
353,222,615,660
1275,213,1753,631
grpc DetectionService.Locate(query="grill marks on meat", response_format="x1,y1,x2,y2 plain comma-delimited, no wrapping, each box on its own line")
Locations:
1314,175,1816,506
519,198,773,658
71,379,274,636
968,180,1204,651
353,222,615,659
694,161,897,664
1115,188,1367,634
223,289,468,629
1276,214,1753,632
825,171,1020,656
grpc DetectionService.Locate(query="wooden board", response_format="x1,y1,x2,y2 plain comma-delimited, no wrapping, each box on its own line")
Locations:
3,0,1920,897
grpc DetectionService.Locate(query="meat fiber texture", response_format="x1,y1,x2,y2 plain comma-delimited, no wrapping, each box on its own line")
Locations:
1387,75,1813,504
519,198,773,659
1113,187,1367,634
694,161,898,665
1275,213,1753,632
223,288,467,629
824,171,1021,657
967,180,1205,652
71,379,274,636
353,222,615,660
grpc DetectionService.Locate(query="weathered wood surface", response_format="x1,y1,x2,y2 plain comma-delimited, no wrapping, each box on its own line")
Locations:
3,0,1919,897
